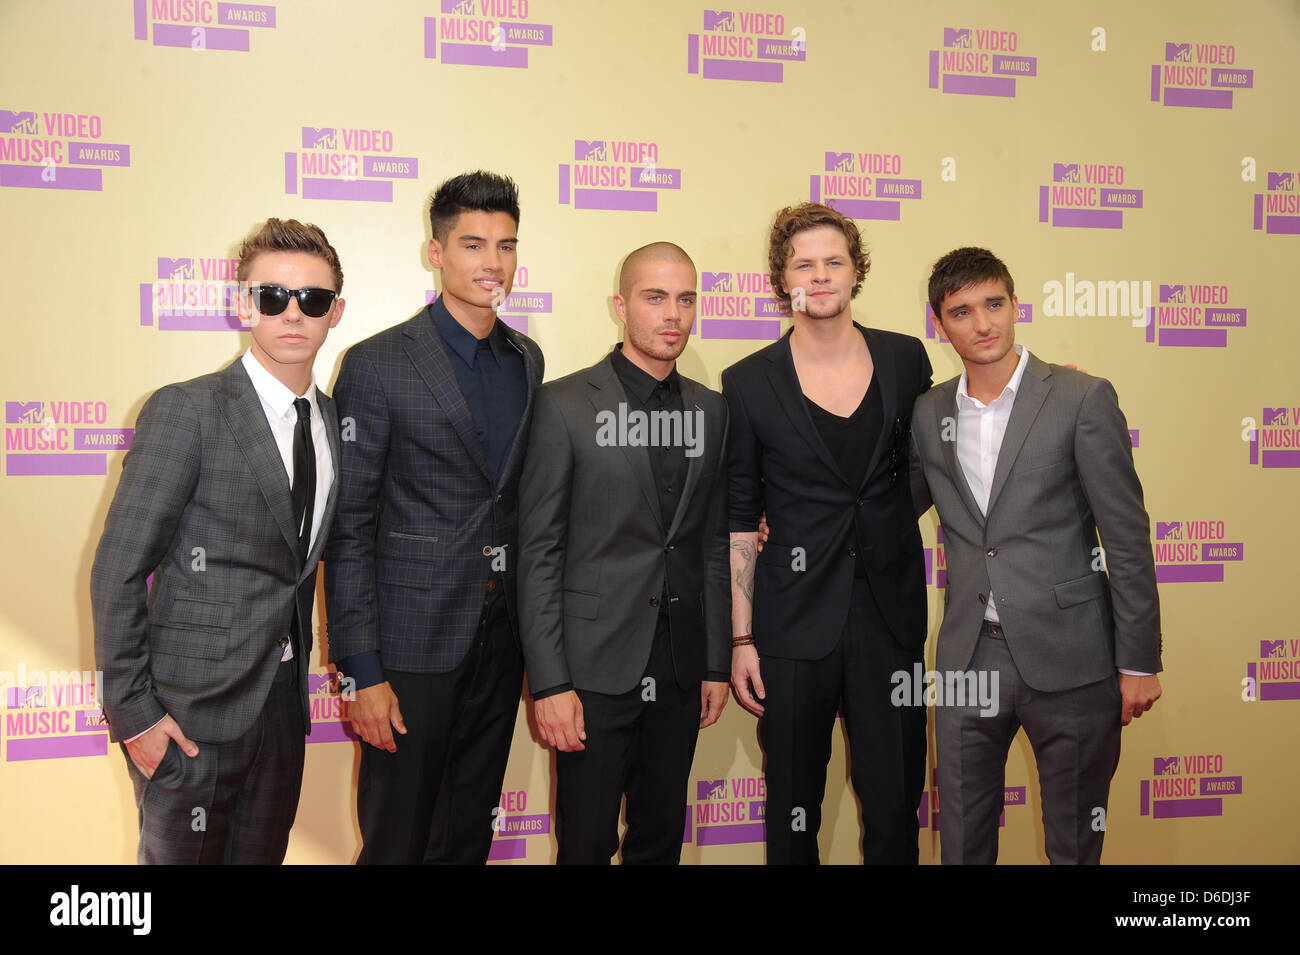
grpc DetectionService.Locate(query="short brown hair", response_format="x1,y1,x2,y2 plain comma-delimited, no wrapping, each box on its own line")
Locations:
767,202,869,312
236,218,344,292
927,247,1014,319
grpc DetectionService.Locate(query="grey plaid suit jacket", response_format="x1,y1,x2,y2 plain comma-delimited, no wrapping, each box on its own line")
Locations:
324,305,544,676
91,359,341,743
910,352,1162,692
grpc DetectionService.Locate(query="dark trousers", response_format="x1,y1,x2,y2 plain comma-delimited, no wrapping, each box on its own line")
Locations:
936,620,1122,864
555,615,700,865
123,656,305,865
760,579,926,865
357,584,523,864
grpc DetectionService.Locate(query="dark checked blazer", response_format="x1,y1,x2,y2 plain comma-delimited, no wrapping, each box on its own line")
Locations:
324,305,544,677
909,352,1162,692
91,360,340,743
517,354,731,696
722,324,932,658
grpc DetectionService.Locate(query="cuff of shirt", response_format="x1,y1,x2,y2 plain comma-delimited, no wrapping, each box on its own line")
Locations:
705,671,730,683
531,683,573,701
339,652,385,691
124,715,166,744
1117,668,1154,677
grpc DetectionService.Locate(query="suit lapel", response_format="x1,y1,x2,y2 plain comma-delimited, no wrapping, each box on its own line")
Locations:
496,321,540,491
588,355,664,531
217,361,303,562
665,377,704,541
764,331,849,486
986,354,1052,515
936,380,986,528
402,307,492,482
861,325,897,489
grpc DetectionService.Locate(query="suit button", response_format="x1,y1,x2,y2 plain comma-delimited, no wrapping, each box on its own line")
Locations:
496,494,503,504
978,593,987,604
847,547,857,558
649,596,660,607
485,579,496,593
482,545,494,556
987,547,997,557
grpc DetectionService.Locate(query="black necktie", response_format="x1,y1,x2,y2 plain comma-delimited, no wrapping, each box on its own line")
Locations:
291,397,316,562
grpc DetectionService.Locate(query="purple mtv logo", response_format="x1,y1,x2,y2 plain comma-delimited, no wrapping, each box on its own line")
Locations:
307,673,341,695
1165,43,1192,62
301,127,337,150
158,257,195,280
704,10,735,32
1153,756,1180,776
8,685,47,707
1263,408,1289,426
0,110,38,134
696,779,728,800
1260,640,1286,658
574,140,606,162
702,272,732,293
1053,163,1081,183
442,0,476,14
1155,521,1182,540
825,151,854,172
1160,284,1187,303
944,28,971,48
5,401,43,425
1268,172,1295,191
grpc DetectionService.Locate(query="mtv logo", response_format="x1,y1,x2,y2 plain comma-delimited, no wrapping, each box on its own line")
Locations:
1159,284,1186,303
696,779,728,800
944,28,971,48
574,140,606,162
1165,43,1192,62
1153,756,1180,776
1053,163,1081,183
1263,408,1289,426
301,127,337,150
158,257,195,280
307,673,334,695
5,401,44,425
442,0,475,14
702,272,732,293
825,151,854,172
20,686,46,708
1260,640,1286,658
704,10,735,32
1155,521,1182,540
1268,172,1295,191
0,109,38,134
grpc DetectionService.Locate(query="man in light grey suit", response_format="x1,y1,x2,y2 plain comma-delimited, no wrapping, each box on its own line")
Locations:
92,218,345,863
910,247,1163,864
518,242,730,864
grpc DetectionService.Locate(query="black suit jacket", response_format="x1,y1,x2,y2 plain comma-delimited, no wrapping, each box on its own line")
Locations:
92,359,340,742
517,354,731,696
722,324,932,657
324,304,544,678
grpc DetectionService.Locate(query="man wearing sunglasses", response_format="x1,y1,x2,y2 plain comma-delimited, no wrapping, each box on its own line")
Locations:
325,171,544,864
92,218,345,863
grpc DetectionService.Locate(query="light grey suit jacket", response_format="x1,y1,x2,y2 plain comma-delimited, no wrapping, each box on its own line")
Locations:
91,359,340,743
910,352,1161,692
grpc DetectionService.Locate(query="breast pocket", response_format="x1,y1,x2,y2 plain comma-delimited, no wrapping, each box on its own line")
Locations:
152,597,233,660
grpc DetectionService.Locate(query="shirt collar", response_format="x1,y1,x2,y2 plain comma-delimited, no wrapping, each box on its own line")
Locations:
241,349,318,420
611,343,679,405
430,295,511,368
956,344,1030,410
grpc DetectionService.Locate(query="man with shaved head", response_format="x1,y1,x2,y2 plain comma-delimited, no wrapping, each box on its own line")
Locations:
519,242,731,863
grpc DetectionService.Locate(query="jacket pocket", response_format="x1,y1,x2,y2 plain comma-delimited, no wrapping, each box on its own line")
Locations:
562,589,599,621
1053,572,1107,608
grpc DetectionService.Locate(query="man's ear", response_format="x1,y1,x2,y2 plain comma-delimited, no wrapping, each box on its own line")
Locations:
427,236,443,270
613,293,627,326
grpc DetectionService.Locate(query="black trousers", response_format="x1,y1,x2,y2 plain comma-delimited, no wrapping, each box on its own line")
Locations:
356,584,523,864
759,579,926,864
555,614,700,865
123,655,305,865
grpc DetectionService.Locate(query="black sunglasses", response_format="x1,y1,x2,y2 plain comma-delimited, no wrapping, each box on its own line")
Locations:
247,284,337,318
